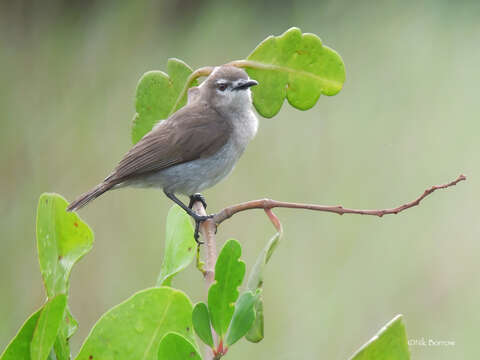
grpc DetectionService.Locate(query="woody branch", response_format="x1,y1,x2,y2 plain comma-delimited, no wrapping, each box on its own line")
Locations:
191,173,466,359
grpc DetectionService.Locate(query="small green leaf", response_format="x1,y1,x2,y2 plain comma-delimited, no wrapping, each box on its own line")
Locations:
132,58,197,144
192,302,214,348
244,229,281,343
245,296,264,343
208,239,246,338
31,294,67,360
225,291,258,347
75,287,196,360
247,231,281,291
157,205,196,286
0,309,41,360
350,315,410,360
246,27,346,118
157,332,201,360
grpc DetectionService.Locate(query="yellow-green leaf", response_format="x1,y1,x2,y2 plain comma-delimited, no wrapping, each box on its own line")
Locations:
246,27,346,118
350,315,410,360
75,287,196,360
132,58,197,144
157,205,196,287
208,239,246,339
157,332,201,360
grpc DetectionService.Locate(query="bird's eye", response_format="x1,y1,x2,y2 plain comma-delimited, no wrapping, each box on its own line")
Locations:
218,83,227,91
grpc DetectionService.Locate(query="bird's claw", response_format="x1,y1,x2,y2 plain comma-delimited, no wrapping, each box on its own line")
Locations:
193,214,214,244
189,193,208,210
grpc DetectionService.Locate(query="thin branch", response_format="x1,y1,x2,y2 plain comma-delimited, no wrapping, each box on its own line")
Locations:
213,174,466,225
191,201,218,360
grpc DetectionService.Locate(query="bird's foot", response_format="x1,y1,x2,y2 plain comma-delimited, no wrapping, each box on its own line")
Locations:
192,213,214,244
189,193,207,210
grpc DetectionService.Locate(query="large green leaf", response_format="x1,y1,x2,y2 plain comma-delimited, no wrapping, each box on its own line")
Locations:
246,27,346,118
245,229,282,343
208,239,246,339
192,302,214,348
350,315,410,360
0,310,41,360
157,205,196,286
36,193,94,358
132,58,197,144
225,291,257,347
31,294,67,360
75,287,196,360
157,332,201,360
36,193,93,298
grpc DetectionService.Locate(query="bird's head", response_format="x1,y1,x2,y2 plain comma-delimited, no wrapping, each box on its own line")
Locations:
200,65,258,114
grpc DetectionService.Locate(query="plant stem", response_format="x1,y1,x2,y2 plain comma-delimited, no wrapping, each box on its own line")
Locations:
191,201,218,360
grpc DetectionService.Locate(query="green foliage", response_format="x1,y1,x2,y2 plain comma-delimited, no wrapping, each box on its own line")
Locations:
0,310,41,360
225,291,258,347
157,205,196,286
246,27,345,117
132,58,197,144
75,287,196,360
36,193,93,358
192,303,214,348
157,333,202,360
245,229,282,342
245,298,264,343
208,239,246,338
1,29,412,360
36,193,93,298
30,295,67,360
350,315,410,360
130,28,345,142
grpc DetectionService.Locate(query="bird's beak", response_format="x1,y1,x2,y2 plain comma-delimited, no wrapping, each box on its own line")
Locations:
233,79,258,91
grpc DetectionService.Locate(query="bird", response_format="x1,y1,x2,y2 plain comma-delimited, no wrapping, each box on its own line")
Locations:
67,65,259,242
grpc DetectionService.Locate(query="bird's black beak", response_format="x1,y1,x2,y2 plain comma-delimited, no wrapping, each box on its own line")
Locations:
233,79,258,91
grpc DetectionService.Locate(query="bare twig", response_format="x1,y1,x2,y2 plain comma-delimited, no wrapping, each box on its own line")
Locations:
192,174,465,359
212,174,466,225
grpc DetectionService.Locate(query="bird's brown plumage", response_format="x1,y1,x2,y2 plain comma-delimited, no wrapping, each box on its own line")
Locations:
67,100,232,211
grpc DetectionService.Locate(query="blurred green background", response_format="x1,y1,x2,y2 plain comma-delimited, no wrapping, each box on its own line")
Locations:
1,0,478,358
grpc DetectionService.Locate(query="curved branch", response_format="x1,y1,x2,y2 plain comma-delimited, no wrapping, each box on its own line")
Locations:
213,174,466,225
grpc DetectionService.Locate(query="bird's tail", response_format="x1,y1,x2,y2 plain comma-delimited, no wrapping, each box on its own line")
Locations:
67,182,113,212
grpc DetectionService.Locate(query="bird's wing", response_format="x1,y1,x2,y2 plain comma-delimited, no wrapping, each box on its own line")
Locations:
105,102,231,184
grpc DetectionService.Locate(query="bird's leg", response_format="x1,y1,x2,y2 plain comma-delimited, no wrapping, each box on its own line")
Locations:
164,191,213,244
189,193,207,209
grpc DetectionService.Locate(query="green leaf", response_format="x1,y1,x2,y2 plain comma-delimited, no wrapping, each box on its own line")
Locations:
350,315,410,360
0,309,41,360
36,193,93,342
246,27,346,118
225,291,258,347
245,296,264,343
37,193,94,298
192,302,214,348
247,231,281,291
132,58,197,144
208,239,246,338
157,205,196,287
157,332,201,360
75,287,196,360
31,295,67,360
244,229,281,343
